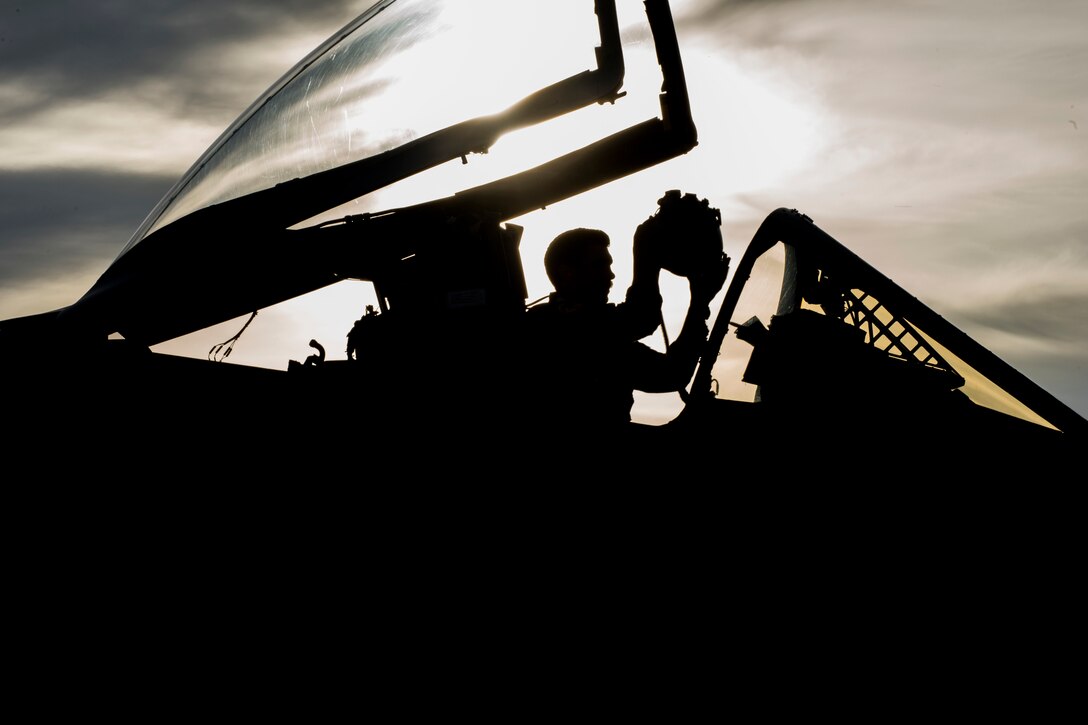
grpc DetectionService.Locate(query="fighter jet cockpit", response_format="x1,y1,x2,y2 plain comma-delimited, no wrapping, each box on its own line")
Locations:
1,0,1082,459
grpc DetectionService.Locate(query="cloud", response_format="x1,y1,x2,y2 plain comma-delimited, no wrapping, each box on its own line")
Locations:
959,286,1088,421
0,1,366,94
675,0,1088,121
966,289,1088,346
0,1,372,126
0,168,175,286
0,0,424,321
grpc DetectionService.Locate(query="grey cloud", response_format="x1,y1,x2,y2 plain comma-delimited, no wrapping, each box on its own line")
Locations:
0,1,370,110
919,170,1088,280
0,168,175,285
963,289,1088,345
677,0,1088,127
1002,352,1088,424
675,0,852,53
968,290,1088,420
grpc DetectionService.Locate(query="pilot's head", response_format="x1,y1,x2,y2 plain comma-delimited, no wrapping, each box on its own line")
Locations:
544,228,615,305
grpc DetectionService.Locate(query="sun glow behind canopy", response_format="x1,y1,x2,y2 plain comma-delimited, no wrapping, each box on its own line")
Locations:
131,0,683,361
121,0,609,255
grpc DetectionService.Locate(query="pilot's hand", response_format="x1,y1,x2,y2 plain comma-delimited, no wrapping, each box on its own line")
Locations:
689,253,728,307
632,219,663,271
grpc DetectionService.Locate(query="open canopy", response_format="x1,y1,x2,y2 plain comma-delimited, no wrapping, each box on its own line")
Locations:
55,0,697,347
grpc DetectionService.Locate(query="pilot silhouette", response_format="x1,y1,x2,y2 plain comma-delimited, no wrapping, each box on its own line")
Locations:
522,191,728,432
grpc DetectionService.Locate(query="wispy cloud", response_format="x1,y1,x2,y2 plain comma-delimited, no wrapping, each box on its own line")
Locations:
0,0,373,313
0,1,364,100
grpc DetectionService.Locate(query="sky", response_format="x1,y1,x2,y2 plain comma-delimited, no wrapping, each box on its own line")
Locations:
1,0,1085,422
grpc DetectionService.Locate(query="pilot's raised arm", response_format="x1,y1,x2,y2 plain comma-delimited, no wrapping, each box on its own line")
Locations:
520,191,728,431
